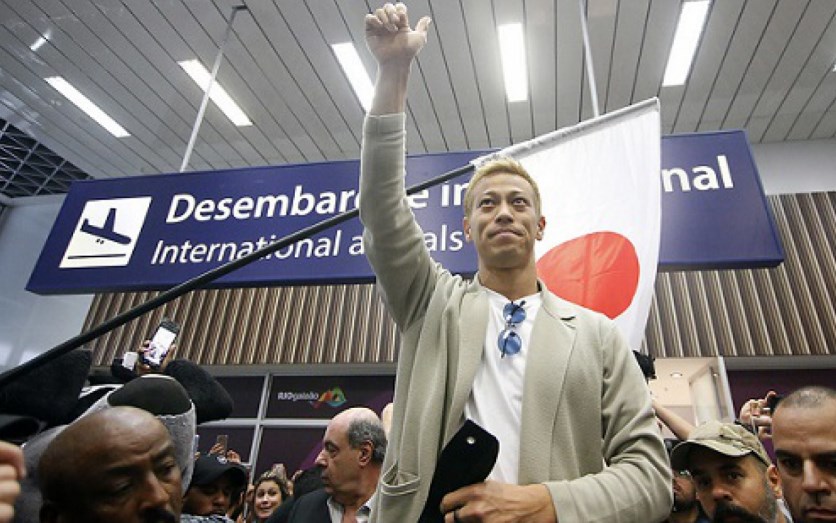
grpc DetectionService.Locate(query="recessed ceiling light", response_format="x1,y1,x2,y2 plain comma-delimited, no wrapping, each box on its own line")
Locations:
498,23,528,102
670,371,684,379
663,0,711,86
44,76,130,138
332,42,373,112
178,59,252,127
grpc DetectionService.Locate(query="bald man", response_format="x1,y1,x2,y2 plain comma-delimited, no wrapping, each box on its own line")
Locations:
38,406,183,523
771,386,836,523
287,407,387,523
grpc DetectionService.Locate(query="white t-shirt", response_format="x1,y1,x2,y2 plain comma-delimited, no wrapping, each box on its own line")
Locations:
464,287,542,484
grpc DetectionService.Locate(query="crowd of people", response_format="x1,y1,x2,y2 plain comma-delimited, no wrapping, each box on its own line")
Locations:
0,3,834,523
1,354,831,523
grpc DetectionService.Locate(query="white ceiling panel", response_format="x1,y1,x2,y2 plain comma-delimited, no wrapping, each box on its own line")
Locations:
761,2,836,142
745,0,836,142
526,0,557,139
672,0,745,134
724,1,810,138
697,0,777,133
604,0,649,113
786,72,836,141
632,0,678,119
554,0,584,130
461,0,509,149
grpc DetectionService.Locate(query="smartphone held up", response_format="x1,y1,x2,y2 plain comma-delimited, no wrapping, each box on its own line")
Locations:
215,434,229,455
142,319,180,368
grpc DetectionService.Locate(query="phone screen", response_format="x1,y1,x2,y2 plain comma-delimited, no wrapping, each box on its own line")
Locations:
215,434,229,454
144,320,180,367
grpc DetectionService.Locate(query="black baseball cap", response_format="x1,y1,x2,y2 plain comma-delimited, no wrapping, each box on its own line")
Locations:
189,454,248,490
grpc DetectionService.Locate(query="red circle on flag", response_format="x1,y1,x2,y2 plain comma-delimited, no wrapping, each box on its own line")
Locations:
536,231,640,319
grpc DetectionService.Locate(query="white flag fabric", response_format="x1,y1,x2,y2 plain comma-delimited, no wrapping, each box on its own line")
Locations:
472,99,661,350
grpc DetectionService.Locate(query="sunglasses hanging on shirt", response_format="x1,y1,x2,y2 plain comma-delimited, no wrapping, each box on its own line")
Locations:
497,300,526,357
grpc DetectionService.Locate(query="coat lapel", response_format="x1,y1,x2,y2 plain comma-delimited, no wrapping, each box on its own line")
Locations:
445,281,488,442
518,291,577,483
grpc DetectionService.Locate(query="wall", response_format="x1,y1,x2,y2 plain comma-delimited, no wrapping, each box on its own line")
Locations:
751,138,836,195
0,196,92,372
727,368,836,412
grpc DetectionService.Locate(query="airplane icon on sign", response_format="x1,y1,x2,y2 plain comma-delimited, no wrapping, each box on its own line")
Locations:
80,207,131,245
60,196,152,269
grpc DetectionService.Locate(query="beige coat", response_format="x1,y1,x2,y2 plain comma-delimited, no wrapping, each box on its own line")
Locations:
360,114,672,523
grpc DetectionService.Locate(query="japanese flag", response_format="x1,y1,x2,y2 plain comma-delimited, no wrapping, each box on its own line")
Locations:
473,99,661,349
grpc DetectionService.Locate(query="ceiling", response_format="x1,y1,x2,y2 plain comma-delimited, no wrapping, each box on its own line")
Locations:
0,117,92,199
0,0,834,197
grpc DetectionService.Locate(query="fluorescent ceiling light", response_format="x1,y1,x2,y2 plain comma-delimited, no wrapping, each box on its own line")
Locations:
331,42,373,111
178,59,252,126
498,23,528,102
31,35,48,52
44,76,130,137
663,0,711,86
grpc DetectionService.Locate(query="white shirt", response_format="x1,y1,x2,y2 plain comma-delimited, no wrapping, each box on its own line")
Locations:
464,288,542,484
326,492,375,523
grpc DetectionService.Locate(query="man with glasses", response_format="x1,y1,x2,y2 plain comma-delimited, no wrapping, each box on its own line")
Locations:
358,4,671,522
665,462,711,523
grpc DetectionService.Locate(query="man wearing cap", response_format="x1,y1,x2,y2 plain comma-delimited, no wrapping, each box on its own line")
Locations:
670,420,788,523
771,385,836,523
182,454,248,522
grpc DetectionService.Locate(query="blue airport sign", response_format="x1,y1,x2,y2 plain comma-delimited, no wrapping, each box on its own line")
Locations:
27,130,783,294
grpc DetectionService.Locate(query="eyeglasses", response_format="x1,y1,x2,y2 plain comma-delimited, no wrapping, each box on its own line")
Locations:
497,300,526,357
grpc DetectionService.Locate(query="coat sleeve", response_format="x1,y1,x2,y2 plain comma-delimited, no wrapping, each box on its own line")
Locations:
545,321,673,523
359,113,442,330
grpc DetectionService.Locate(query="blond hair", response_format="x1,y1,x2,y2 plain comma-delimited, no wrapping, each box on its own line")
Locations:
463,157,542,216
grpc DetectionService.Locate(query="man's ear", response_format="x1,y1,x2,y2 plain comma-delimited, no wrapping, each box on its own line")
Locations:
357,441,373,467
536,216,546,240
463,217,472,242
767,464,783,498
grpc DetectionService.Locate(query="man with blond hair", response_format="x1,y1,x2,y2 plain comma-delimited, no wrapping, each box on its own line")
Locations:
358,3,671,522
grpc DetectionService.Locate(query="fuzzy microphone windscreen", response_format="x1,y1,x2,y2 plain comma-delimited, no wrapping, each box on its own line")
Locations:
164,359,234,424
107,375,192,416
0,350,92,427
